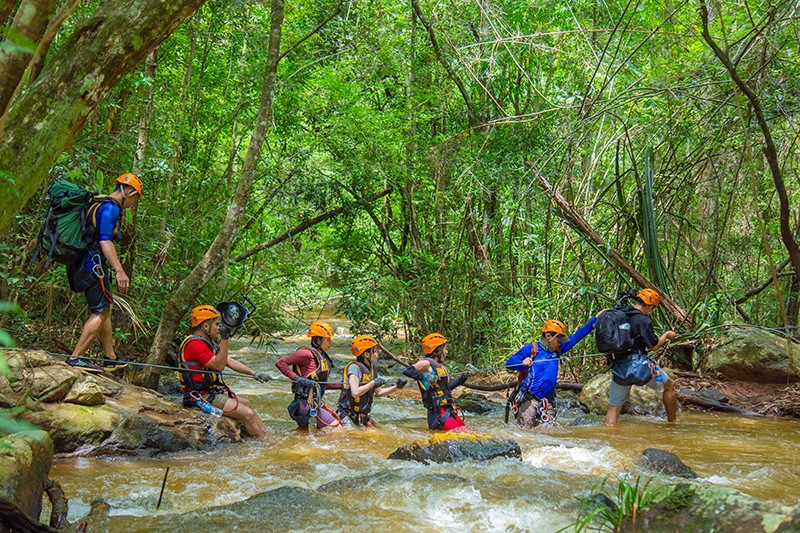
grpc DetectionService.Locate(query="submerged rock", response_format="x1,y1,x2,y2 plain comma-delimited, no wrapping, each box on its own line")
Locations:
704,329,800,382
580,372,664,417
387,432,521,463
0,430,53,522
455,392,501,415
5,349,241,456
635,448,698,479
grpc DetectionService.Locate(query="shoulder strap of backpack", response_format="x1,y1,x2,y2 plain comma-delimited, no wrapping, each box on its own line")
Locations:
86,195,123,230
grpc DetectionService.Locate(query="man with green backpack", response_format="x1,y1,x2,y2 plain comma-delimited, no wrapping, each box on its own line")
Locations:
37,173,143,372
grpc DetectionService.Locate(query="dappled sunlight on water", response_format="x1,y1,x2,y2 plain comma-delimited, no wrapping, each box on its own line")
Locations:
45,335,800,529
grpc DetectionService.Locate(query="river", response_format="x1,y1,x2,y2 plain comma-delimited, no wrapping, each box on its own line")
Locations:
43,320,800,531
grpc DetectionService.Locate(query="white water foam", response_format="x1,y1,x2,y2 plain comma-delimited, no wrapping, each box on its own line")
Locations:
523,444,623,476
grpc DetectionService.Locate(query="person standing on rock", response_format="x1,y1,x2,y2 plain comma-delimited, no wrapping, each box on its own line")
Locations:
604,289,678,426
402,333,478,431
506,315,602,428
336,335,408,427
275,321,342,430
65,173,142,373
179,305,270,438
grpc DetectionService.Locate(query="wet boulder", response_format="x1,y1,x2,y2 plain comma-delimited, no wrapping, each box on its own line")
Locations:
0,430,54,522
704,329,800,382
5,349,241,455
554,390,589,415
13,365,78,403
775,504,800,532
635,483,792,532
579,372,664,416
388,432,521,463
64,376,105,406
635,448,697,478
455,392,501,415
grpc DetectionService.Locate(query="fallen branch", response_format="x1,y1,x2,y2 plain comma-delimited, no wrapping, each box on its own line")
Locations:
377,342,412,367
45,479,69,529
677,391,759,416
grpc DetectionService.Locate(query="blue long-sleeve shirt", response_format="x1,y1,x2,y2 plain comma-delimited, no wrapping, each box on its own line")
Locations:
505,317,597,399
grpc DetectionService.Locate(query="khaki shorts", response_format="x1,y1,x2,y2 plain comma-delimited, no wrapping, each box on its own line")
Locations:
209,391,231,410
608,369,669,406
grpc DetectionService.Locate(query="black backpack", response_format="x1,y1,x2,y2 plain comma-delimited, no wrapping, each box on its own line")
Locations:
595,304,636,354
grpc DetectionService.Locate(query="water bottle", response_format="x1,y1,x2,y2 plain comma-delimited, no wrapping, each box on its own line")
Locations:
654,367,665,383
197,400,223,417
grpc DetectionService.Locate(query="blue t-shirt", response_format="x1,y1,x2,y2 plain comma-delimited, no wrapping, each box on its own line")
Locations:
505,317,597,399
82,201,121,272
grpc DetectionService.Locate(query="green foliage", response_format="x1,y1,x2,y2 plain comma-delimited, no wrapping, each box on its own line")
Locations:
2,0,800,369
567,476,670,532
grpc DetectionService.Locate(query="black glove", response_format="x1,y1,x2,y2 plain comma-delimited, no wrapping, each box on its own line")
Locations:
463,366,480,378
253,372,272,383
219,323,232,340
293,376,314,387
402,366,423,381
395,378,408,389
373,377,386,388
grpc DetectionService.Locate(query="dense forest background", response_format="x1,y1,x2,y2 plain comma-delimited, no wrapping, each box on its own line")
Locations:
1,0,799,378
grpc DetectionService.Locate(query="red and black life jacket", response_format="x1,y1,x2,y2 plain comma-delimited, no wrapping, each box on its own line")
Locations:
178,335,226,394
337,359,376,420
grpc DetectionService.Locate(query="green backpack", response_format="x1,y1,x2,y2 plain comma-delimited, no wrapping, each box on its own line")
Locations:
33,179,120,268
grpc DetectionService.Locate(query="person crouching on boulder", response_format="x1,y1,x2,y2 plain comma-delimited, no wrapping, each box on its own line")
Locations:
179,305,270,438
275,321,342,430
402,333,478,431
336,335,408,427
505,316,601,429
604,289,677,427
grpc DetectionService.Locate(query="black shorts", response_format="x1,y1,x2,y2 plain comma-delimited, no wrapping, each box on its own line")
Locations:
67,261,112,314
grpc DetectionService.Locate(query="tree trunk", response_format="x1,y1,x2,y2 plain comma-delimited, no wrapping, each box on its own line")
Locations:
0,0,58,114
140,0,284,388
0,0,209,232
535,169,691,327
700,4,800,328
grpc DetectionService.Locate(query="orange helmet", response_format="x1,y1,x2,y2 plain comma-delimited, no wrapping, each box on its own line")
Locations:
307,321,334,338
351,335,378,356
421,333,447,355
541,319,568,338
115,173,143,197
190,305,219,327
637,288,661,307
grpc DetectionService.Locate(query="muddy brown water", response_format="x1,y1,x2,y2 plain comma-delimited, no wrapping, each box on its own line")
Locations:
44,320,800,531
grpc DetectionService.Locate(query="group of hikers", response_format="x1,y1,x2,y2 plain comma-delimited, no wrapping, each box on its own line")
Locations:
60,173,679,438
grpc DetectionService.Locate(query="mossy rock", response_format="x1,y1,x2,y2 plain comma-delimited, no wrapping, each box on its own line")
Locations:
0,430,53,521
634,483,792,532
13,365,78,403
704,329,800,382
22,403,122,453
4,349,53,373
64,376,106,406
580,372,664,416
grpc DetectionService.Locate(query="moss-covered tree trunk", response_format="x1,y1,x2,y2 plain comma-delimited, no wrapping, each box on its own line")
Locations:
0,0,208,231
140,0,285,388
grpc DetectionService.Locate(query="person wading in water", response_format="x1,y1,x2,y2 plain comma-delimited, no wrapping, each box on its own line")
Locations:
505,316,601,428
275,321,342,430
402,333,478,431
604,289,678,426
336,335,407,427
